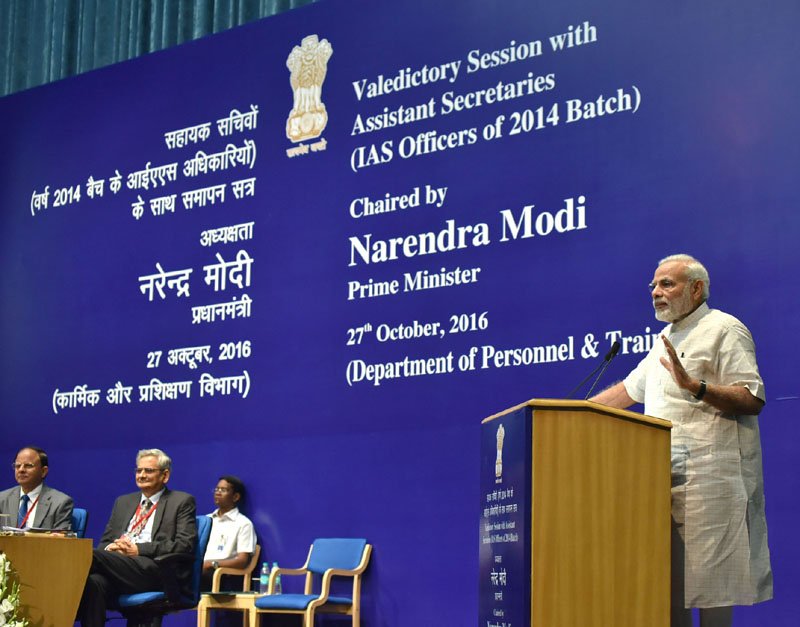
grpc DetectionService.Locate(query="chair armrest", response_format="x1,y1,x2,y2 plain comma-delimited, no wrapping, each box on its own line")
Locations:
211,565,250,592
153,552,195,565
267,566,308,594
314,546,372,605
325,568,362,577
272,566,308,576
213,566,249,576
153,552,194,603
211,546,262,592
316,568,358,603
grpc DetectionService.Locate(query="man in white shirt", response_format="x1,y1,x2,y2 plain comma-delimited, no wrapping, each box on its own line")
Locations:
592,254,772,627
202,475,256,589
0,446,73,530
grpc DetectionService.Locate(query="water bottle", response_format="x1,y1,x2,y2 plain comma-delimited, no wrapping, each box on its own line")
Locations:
259,561,269,593
272,561,282,594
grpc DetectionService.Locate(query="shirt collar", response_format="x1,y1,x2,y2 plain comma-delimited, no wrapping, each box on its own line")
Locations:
20,483,43,499
141,488,166,505
211,506,240,521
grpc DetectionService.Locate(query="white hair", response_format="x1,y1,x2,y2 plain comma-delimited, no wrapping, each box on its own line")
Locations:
136,448,172,471
658,253,710,300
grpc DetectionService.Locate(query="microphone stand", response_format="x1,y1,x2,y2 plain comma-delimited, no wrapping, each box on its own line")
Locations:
565,341,621,399
566,359,607,399
585,353,617,399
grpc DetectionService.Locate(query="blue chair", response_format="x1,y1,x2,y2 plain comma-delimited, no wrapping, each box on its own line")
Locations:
71,507,88,538
249,538,372,627
114,515,212,626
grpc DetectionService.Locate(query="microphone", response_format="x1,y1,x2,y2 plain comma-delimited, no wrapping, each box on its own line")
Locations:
565,341,621,400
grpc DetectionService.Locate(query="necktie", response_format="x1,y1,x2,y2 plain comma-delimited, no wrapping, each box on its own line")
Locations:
131,498,153,536
18,494,30,528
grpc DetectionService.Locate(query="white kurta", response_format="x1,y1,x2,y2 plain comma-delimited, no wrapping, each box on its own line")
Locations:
624,302,772,607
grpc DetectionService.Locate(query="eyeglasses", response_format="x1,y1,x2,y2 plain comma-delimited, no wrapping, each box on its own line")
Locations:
12,463,38,471
213,487,232,493
648,279,680,292
135,467,163,475
648,277,699,293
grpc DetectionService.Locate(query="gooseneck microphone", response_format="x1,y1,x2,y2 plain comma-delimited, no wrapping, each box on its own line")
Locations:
565,341,622,399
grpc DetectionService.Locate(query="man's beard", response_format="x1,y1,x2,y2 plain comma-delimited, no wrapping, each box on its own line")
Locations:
654,287,694,322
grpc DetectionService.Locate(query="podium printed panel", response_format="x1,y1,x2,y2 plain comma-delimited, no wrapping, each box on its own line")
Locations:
479,407,531,627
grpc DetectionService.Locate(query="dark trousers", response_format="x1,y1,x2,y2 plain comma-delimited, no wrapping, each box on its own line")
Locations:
78,548,163,627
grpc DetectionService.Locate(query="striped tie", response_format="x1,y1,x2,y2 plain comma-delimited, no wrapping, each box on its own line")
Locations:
18,494,30,528
130,498,153,537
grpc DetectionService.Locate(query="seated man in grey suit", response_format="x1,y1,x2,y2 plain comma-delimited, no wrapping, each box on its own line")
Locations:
0,446,73,530
78,448,197,627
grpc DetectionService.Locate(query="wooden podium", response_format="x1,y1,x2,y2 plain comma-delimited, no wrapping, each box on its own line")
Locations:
0,534,92,626
479,399,671,627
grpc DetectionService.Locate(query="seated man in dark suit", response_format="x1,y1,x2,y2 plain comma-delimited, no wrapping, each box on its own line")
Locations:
78,448,197,627
0,446,73,530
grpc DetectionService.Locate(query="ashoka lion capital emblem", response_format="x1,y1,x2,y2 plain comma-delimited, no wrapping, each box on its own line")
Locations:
286,35,333,143
496,424,505,478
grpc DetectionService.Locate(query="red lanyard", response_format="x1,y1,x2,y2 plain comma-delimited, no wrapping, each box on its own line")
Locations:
129,500,159,535
18,493,42,528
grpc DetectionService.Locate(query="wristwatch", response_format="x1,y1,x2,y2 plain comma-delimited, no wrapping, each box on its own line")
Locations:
694,379,707,400
212,560,220,569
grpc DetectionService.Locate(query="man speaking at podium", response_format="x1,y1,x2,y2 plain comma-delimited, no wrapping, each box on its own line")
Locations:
591,254,772,627
77,448,197,627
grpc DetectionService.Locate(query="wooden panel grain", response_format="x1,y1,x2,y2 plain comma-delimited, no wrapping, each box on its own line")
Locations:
530,406,670,627
0,534,92,627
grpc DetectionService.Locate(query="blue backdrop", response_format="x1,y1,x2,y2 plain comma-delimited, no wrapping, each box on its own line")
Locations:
1,0,797,624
